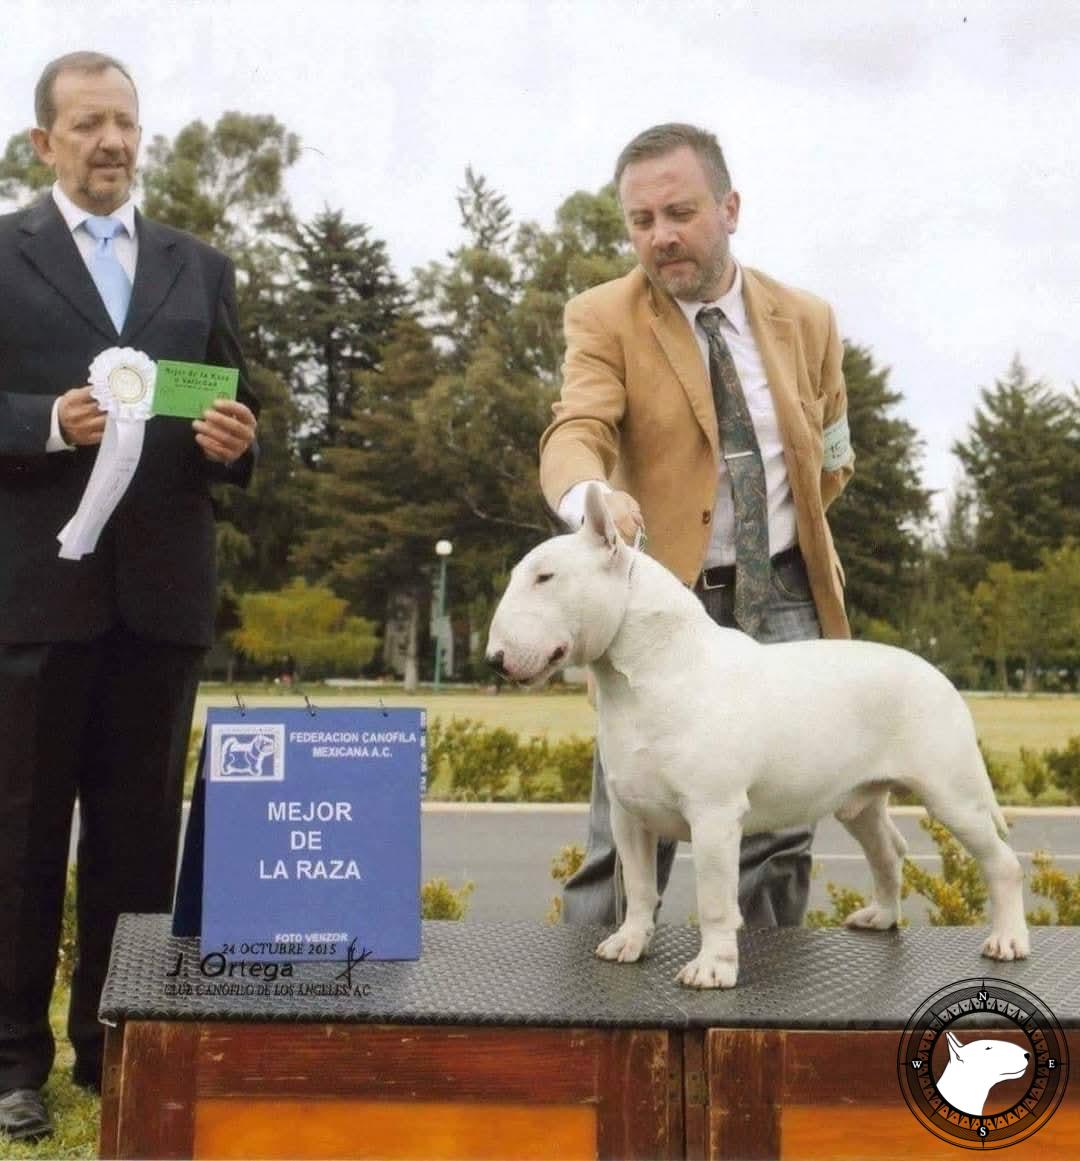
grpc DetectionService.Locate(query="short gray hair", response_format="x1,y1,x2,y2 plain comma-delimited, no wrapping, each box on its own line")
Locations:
614,123,732,200
35,51,137,129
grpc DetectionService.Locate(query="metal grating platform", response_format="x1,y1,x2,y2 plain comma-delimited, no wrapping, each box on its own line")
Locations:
100,914,1080,1030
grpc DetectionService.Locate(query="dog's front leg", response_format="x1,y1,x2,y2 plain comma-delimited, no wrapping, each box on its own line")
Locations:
678,803,746,989
595,795,658,964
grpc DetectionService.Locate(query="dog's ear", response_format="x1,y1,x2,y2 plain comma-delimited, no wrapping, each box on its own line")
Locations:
583,483,620,562
946,1031,965,1063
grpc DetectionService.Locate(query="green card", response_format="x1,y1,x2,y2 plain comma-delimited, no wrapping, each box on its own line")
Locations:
153,360,239,418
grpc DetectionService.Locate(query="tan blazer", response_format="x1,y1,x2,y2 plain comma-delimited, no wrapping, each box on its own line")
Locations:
539,265,854,639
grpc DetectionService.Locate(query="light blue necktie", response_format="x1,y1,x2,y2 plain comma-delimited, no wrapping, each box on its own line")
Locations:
83,215,132,334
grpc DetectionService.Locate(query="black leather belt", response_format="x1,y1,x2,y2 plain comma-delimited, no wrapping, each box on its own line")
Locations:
696,544,802,591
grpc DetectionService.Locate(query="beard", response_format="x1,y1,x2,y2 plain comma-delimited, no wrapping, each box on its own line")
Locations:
649,238,730,302
79,160,134,210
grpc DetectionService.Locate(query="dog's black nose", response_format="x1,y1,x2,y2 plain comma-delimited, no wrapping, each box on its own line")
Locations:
487,651,507,676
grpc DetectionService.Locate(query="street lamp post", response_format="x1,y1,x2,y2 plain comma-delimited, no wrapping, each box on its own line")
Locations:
433,539,453,692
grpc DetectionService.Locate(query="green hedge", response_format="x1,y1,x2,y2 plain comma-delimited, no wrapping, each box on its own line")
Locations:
427,717,593,802
186,717,1080,807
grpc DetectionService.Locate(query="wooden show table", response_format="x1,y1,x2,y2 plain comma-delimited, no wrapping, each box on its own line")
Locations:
98,916,1080,1159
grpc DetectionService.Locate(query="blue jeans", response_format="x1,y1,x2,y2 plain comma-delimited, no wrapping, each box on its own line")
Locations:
562,549,822,928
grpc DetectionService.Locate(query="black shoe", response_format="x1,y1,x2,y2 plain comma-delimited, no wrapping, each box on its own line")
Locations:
0,1088,53,1141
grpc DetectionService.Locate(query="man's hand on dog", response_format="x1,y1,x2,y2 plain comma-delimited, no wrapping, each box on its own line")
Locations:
604,490,645,543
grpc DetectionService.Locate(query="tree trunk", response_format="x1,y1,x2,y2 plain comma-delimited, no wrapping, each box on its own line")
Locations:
403,594,419,693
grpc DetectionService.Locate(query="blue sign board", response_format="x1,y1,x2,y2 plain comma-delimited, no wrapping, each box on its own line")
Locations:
195,706,423,961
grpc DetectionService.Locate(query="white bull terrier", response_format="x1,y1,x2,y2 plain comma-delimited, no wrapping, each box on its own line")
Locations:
936,1031,1030,1115
485,484,1030,988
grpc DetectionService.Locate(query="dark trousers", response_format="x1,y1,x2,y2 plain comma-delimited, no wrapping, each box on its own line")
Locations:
563,549,822,928
0,625,203,1091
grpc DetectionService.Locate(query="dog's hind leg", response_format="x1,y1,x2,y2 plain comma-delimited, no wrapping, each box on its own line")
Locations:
918,792,1029,961
677,800,746,989
837,791,907,930
595,795,658,964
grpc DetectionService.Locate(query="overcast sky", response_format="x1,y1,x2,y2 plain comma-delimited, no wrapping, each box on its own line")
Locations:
5,0,1079,521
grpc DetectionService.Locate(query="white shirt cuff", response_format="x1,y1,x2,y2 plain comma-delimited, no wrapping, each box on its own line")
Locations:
45,399,74,452
557,480,612,528
46,397,74,452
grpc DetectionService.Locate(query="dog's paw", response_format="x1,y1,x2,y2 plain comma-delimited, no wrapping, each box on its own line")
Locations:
675,954,738,989
595,925,653,964
982,929,1031,961
844,903,900,931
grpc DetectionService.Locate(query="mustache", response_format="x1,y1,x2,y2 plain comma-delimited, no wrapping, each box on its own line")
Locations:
655,248,693,266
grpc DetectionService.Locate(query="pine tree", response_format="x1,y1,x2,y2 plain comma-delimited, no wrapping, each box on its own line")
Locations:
826,343,933,631
284,209,407,449
412,170,553,558
953,356,1080,570
292,319,454,685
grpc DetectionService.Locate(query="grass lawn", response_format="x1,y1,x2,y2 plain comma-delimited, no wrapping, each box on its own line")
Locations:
0,987,97,1160
197,684,1078,764
196,684,595,739
965,695,1080,761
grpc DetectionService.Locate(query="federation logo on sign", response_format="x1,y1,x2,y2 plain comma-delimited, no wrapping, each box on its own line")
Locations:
210,724,286,782
897,978,1069,1149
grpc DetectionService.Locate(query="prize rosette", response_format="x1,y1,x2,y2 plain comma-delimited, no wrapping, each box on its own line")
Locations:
57,347,157,560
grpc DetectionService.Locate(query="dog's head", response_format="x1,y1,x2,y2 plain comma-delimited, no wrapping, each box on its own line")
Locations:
943,1031,1030,1084
485,484,632,685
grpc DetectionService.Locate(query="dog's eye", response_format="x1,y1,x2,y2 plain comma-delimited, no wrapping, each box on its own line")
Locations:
535,572,554,584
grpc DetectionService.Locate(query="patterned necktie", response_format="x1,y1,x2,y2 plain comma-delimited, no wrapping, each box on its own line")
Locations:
697,307,770,637
83,215,132,334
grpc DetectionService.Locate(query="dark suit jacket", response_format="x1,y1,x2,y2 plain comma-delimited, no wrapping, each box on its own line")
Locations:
0,195,258,646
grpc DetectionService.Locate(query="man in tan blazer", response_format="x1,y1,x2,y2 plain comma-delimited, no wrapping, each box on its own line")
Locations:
540,123,854,928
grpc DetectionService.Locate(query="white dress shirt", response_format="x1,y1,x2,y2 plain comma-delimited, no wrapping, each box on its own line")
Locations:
557,262,797,567
46,182,139,452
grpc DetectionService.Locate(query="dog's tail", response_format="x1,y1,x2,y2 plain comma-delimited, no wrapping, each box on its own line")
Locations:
976,741,1011,840
991,801,1009,841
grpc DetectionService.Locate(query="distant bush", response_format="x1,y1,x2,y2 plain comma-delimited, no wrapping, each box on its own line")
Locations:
1026,850,1080,925
429,718,518,800
808,817,1080,928
428,717,592,802
805,882,878,929
546,844,585,924
545,737,594,801
978,738,1015,800
421,877,474,920
902,818,988,925
1019,747,1050,802
1045,736,1080,804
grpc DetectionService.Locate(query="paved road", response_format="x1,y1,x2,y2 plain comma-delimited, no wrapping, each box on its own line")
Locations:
73,804,1079,926
419,805,1080,926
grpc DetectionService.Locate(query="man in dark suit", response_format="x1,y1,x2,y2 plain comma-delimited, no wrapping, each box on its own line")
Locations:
0,52,258,1141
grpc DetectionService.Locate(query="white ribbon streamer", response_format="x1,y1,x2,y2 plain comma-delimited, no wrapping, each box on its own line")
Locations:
57,348,156,560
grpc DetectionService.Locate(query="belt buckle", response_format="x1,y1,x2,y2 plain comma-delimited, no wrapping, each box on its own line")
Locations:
699,569,730,591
